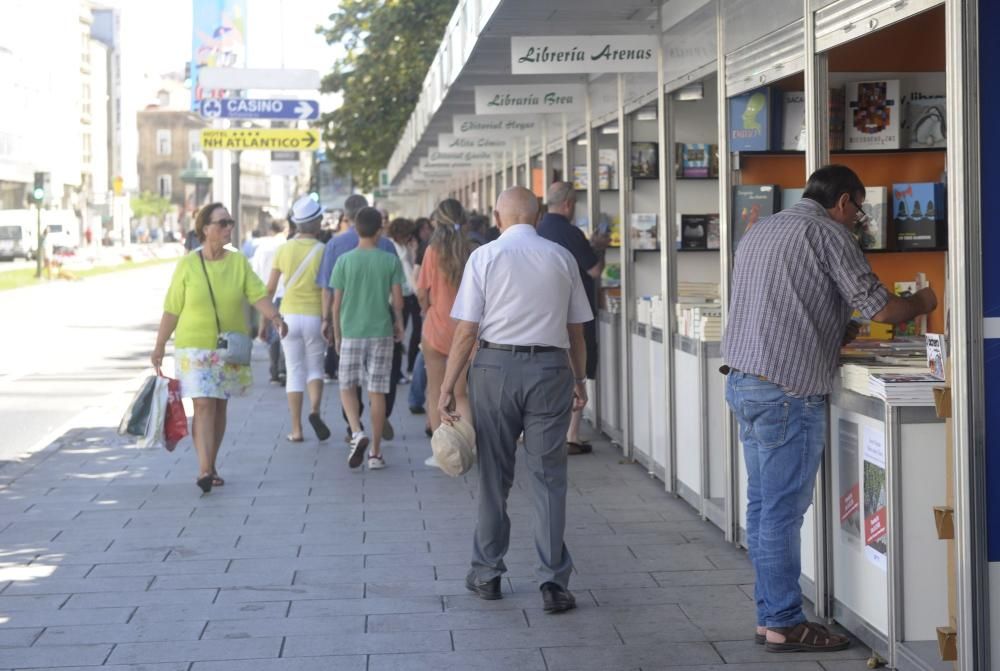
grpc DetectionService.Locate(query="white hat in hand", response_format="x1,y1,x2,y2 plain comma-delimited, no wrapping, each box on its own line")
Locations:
430,418,476,477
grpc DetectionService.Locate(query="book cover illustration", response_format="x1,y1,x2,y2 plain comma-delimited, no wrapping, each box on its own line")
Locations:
572,165,589,191
926,333,947,380
678,214,709,250
863,426,888,572
838,419,861,543
780,187,805,211
728,87,781,152
630,213,658,250
893,182,946,249
903,88,946,148
845,80,900,150
782,91,806,151
731,185,779,250
598,148,617,190
630,142,658,179
829,86,846,150
857,186,888,250
707,214,720,250
680,143,711,178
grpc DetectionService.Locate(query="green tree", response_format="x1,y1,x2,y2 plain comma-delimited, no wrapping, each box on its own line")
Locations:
317,0,458,191
130,191,172,220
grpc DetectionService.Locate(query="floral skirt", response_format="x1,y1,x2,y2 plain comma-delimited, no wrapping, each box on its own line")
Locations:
175,348,252,399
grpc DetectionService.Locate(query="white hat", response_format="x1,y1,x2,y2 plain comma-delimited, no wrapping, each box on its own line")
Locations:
290,195,323,224
431,418,477,477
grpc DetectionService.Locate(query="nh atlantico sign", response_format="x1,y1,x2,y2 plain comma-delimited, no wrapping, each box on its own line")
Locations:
474,84,586,115
511,35,659,74
200,129,320,151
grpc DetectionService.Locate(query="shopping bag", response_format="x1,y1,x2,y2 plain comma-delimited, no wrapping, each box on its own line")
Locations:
118,375,158,438
138,377,169,448
163,377,188,452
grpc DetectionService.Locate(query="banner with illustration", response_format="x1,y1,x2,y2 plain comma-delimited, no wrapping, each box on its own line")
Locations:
838,419,861,544
191,0,248,112
863,426,888,572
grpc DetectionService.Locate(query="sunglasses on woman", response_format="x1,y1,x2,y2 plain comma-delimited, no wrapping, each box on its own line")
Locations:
211,218,236,228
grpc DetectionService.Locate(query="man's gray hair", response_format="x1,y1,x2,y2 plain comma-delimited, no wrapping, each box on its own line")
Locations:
547,181,575,208
269,219,286,234
344,194,369,222
297,216,322,235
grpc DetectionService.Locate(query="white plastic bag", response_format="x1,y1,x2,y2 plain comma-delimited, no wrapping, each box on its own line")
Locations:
137,377,169,448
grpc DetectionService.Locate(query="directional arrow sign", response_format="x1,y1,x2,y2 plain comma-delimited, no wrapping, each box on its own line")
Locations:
201,129,320,151
200,98,319,121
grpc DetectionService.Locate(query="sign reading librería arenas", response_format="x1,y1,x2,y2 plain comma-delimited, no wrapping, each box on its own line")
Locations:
474,84,586,115
511,35,659,74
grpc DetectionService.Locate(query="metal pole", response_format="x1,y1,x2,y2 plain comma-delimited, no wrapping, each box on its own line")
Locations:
231,150,242,245
658,38,678,494
541,122,549,203
561,112,569,179
617,73,633,461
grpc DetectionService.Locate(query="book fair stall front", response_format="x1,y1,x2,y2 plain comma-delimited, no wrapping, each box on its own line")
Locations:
382,0,990,668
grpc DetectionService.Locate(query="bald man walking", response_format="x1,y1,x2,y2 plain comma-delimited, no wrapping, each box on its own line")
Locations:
439,187,593,613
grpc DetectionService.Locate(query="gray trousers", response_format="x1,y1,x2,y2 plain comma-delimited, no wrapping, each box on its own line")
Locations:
468,347,574,588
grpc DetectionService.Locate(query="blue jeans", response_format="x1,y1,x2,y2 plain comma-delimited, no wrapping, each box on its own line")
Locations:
725,372,827,629
408,350,427,409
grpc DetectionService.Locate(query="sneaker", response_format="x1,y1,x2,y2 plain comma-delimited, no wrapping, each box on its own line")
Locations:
367,454,386,470
410,405,426,415
424,455,439,468
348,432,369,469
383,419,394,442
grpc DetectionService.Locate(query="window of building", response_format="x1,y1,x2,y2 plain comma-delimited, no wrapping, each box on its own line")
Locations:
156,129,171,156
81,82,91,117
82,133,92,165
188,129,201,156
158,174,172,198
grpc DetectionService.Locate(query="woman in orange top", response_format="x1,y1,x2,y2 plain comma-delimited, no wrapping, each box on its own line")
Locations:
417,199,475,434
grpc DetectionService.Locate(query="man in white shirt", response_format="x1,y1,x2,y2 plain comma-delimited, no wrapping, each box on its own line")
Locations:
251,219,288,384
439,186,593,614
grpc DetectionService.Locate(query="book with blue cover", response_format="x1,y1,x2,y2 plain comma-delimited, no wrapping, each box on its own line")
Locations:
892,182,946,249
728,87,782,152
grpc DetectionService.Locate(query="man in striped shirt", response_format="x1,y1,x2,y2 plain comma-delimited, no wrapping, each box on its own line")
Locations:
722,164,936,653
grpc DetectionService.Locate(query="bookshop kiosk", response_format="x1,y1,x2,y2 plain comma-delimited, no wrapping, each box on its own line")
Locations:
386,0,987,667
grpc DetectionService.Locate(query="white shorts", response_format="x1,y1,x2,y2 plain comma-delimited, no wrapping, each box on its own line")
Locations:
338,337,393,394
280,314,326,393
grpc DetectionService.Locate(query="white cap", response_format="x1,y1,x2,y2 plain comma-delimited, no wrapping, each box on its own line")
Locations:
289,195,322,224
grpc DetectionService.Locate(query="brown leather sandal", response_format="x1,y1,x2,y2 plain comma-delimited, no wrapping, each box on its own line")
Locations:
765,621,850,652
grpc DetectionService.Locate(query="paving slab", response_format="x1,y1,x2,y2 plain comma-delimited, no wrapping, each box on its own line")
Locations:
0,352,874,670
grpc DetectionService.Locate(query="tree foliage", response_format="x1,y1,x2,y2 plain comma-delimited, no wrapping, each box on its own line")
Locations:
130,192,172,220
317,0,457,191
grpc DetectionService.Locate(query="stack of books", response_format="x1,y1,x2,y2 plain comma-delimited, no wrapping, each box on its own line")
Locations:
677,282,720,303
676,304,722,341
869,372,940,404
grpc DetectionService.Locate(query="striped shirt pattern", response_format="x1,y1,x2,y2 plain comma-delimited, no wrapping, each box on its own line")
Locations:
722,198,889,395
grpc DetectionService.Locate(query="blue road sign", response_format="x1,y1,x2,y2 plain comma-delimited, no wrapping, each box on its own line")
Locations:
199,98,320,121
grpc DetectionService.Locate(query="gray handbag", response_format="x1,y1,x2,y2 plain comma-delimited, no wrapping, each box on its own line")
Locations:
198,251,253,365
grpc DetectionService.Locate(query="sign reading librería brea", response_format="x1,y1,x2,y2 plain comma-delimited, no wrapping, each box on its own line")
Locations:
474,84,586,115
452,114,541,138
511,35,659,74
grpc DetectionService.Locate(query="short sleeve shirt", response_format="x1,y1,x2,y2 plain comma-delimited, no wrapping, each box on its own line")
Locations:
416,245,460,355
451,224,593,349
273,239,324,316
164,251,268,350
537,212,599,316
330,248,404,339
316,227,396,289
722,198,890,395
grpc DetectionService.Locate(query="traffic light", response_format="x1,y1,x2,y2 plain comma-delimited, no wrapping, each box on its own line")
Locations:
32,171,49,203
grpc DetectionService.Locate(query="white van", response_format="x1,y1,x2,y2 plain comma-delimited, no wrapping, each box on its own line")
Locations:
0,210,37,261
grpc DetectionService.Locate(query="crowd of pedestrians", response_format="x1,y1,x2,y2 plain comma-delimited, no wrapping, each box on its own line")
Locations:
151,185,600,614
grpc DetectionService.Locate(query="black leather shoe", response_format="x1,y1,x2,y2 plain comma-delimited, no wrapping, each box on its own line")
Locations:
465,574,502,600
540,582,576,613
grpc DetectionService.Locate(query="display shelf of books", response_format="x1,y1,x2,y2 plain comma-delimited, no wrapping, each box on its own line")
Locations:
823,7,954,669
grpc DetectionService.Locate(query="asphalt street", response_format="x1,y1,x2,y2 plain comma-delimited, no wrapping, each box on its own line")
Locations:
0,262,175,463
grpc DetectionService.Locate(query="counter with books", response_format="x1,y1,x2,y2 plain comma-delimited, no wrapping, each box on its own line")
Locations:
827,381,948,669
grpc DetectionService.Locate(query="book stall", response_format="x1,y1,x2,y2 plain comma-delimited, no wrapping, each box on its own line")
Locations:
384,0,989,666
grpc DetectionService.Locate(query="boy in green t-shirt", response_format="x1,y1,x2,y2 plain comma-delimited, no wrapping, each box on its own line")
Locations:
331,207,405,469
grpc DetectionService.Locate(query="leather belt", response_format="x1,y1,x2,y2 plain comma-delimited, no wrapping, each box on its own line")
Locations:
480,341,562,354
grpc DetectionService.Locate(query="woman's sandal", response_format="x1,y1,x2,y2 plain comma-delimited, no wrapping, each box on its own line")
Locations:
196,473,213,494
765,622,851,652
308,413,331,441
211,472,225,487
287,434,304,443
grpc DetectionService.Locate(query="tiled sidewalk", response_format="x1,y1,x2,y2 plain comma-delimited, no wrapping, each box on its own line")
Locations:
0,353,873,670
